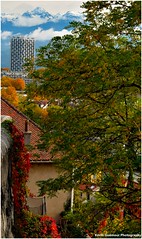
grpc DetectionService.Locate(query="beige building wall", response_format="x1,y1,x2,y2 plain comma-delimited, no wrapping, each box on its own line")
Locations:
27,162,70,221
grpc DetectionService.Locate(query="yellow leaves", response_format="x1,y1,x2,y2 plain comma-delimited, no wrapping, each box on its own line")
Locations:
33,106,48,120
1,77,25,106
1,86,19,106
113,217,122,226
33,95,45,101
91,171,102,183
98,68,102,74
1,76,13,87
40,108,48,119
13,78,25,90
1,76,25,90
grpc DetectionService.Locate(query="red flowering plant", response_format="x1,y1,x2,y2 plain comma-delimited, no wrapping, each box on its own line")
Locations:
6,122,61,238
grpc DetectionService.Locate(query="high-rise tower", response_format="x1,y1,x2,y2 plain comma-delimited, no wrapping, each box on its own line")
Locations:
11,36,34,72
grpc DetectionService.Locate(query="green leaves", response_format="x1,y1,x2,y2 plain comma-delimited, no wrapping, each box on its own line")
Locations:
25,1,140,235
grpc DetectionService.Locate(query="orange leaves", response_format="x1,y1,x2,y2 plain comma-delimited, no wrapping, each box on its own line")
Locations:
13,78,25,90
1,76,25,90
1,76,13,87
34,106,48,120
1,86,19,106
1,76,26,106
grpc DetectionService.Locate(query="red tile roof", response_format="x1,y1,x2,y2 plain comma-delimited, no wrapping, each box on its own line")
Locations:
1,97,51,162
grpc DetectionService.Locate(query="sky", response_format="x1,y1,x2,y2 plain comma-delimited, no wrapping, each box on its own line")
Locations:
1,0,86,67
1,0,85,15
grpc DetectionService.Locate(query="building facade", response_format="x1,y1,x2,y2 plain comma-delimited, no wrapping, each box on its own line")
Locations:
11,36,34,72
1,97,70,221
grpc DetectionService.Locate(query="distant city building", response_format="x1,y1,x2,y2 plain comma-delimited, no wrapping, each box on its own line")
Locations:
11,36,34,72
1,70,33,85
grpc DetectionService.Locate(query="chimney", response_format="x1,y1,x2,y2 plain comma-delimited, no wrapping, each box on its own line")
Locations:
24,120,31,145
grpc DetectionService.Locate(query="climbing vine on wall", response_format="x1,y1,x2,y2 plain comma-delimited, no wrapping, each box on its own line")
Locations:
8,122,60,238
10,123,30,213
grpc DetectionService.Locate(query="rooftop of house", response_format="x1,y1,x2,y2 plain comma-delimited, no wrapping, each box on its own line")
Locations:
1,97,52,162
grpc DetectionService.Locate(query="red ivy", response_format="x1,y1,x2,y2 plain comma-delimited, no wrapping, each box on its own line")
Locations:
9,123,61,238
10,123,30,213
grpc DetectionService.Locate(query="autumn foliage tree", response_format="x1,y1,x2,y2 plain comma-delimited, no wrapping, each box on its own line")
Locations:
1,76,25,90
18,96,48,126
12,78,25,90
25,1,141,236
1,86,19,106
1,76,14,87
1,76,25,106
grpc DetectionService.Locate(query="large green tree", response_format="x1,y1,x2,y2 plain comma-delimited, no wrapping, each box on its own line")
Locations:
26,1,141,236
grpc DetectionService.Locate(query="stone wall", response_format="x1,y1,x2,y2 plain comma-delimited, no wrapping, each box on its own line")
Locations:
1,126,14,238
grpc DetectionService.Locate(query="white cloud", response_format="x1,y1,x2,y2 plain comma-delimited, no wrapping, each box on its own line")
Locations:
1,1,85,15
1,31,12,39
26,27,72,41
13,16,48,27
